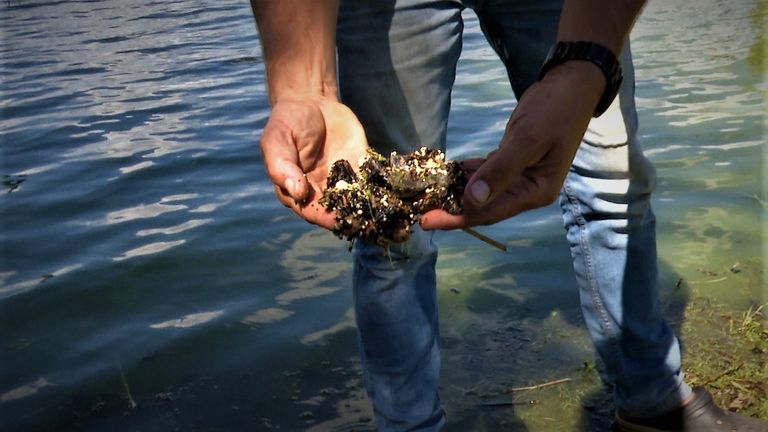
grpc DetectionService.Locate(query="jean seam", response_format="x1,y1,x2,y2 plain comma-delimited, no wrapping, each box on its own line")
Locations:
563,177,626,379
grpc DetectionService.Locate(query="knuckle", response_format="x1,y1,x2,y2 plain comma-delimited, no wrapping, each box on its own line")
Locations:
535,189,560,207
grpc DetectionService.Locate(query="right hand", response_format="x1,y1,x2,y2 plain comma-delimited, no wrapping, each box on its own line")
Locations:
420,61,602,230
260,96,368,229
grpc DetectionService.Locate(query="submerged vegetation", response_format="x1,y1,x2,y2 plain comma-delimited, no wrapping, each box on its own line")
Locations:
682,300,768,419
435,298,768,431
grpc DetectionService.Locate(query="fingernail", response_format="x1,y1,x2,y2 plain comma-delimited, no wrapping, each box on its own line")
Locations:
286,178,297,197
470,180,490,203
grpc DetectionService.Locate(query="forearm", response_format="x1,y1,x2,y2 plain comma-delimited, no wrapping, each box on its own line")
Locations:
557,0,646,53
539,0,646,114
251,0,340,105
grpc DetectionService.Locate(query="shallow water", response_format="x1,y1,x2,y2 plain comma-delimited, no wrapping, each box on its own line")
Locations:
0,0,765,431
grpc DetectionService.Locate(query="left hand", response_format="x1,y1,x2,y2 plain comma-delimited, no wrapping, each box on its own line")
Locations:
420,61,605,230
260,96,368,230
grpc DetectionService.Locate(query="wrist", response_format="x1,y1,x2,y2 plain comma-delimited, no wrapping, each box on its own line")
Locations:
538,41,623,117
268,81,339,106
265,62,339,106
539,62,603,118
544,60,605,94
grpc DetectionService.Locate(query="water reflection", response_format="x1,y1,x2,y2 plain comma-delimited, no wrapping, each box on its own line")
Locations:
275,230,351,304
149,310,224,329
301,309,356,346
0,264,83,299
136,218,212,236
0,378,53,403
118,160,154,174
90,202,187,226
113,239,186,261
241,307,294,326
632,0,763,135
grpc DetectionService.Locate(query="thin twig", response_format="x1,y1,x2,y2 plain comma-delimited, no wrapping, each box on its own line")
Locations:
480,399,540,407
700,361,745,386
116,359,138,409
509,377,572,392
688,276,728,285
743,192,768,208
462,228,507,251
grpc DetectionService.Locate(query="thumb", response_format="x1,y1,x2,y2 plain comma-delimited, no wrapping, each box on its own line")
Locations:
465,145,525,206
275,159,310,202
260,126,311,202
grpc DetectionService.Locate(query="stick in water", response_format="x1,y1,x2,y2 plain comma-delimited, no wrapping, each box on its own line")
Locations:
116,359,138,409
509,377,572,392
462,228,507,252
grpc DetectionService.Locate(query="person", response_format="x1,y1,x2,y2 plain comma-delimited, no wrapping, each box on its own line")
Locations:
250,1,768,431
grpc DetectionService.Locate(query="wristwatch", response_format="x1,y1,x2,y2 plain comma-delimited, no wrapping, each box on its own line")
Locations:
538,41,623,117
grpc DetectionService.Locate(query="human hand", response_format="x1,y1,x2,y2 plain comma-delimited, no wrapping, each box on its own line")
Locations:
421,61,605,230
260,96,368,229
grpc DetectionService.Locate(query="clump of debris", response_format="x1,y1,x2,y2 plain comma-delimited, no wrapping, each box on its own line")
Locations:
320,147,467,247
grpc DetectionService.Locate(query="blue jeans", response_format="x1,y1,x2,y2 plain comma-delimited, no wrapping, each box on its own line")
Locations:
337,1,691,430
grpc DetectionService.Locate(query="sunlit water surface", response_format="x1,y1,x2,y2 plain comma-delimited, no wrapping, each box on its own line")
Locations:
1,0,764,430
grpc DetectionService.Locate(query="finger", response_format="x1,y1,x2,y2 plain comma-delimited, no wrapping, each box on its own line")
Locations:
274,184,293,208
298,181,337,229
419,157,488,230
276,179,337,230
423,173,546,230
420,209,468,230
299,204,336,230
277,191,337,230
459,157,485,173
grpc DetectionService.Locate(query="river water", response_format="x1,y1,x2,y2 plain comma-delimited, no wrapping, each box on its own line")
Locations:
1,0,764,431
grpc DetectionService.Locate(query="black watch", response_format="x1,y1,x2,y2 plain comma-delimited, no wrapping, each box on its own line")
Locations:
538,41,623,117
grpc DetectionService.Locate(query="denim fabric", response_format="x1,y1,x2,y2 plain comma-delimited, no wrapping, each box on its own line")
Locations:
561,46,692,417
337,0,691,429
352,228,445,431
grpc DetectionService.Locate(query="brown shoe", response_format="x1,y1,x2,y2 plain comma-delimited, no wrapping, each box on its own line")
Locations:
616,387,768,432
